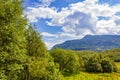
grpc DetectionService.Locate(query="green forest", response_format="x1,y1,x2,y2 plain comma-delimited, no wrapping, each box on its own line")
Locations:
0,0,120,80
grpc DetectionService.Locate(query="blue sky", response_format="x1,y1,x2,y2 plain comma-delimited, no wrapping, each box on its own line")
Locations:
24,0,120,49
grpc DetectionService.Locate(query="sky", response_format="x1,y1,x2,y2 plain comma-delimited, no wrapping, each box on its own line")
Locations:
24,0,120,49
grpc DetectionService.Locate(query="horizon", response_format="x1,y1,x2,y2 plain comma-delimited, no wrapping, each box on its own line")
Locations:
24,0,120,49
52,34,120,49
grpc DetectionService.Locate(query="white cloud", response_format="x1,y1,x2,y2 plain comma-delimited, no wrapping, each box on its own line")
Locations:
84,0,98,4
25,0,120,49
25,7,57,22
44,42,56,50
41,32,58,38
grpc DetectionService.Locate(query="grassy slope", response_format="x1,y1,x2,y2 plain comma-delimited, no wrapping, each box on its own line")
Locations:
63,63,120,80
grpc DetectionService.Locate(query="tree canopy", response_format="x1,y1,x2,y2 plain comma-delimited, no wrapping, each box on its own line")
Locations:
50,48,80,74
0,0,27,79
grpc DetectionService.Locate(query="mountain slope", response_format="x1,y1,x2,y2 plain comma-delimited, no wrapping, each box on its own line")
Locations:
52,35,120,51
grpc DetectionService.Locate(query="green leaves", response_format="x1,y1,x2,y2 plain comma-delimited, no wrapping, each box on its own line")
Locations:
84,54,118,73
26,26,47,57
85,55,102,72
0,0,27,79
28,57,49,78
25,26,62,80
50,48,80,74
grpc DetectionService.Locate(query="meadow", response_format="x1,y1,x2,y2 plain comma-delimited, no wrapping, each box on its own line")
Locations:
116,62,120,72
63,62,120,80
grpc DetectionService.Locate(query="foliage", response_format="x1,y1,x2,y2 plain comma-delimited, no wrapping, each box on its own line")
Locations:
102,48,120,62
50,48,80,74
25,26,62,80
101,58,113,73
0,0,27,79
101,58,118,73
76,50,98,70
26,26,47,57
28,57,62,80
85,54,102,72
84,54,118,73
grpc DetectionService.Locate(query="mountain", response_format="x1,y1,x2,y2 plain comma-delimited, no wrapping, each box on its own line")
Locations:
52,35,120,51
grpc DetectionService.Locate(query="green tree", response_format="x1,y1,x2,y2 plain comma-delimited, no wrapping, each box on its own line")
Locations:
85,54,102,72
84,54,118,73
27,57,62,80
0,0,27,80
25,26,62,80
26,26,47,57
101,58,118,73
50,48,80,74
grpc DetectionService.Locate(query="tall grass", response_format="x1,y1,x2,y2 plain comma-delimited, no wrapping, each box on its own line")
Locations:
63,72,120,80
115,62,120,72
63,62,120,80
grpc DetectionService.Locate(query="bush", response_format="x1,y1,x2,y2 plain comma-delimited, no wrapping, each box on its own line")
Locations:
50,48,80,74
84,54,118,73
85,54,102,72
101,58,118,73
28,57,63,80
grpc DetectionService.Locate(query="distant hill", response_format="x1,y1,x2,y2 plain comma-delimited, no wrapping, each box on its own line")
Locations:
52,35,120,51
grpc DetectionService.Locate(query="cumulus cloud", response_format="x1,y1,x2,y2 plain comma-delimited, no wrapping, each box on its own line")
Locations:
63,11,96,34
25,7,57,22
25,0,120,49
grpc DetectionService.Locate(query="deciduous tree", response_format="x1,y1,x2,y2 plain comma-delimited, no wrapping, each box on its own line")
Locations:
0,0,27,79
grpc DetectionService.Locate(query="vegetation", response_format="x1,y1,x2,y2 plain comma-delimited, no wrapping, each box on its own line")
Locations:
0,0,120,80
25,26,62,80
0,0,27,79
102,48,120,62
63,72,120,80
85,54,117,73
0,0,62,80
50,49,80,74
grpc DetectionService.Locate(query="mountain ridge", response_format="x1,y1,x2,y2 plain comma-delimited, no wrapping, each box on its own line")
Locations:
52,35,120,51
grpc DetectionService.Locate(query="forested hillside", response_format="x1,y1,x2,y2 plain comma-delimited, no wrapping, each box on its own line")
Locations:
53,35,120,51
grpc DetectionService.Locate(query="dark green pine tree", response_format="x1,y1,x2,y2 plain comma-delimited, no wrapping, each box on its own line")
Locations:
0,0,27,80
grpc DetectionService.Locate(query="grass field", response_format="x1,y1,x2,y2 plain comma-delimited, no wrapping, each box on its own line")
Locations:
116,62,120,69
116,62,120,72
63,62,120,80
63,72,120,80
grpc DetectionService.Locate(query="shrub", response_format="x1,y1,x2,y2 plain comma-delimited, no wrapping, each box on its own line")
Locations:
85,55,102,72
84,54,118,73
50,48,80,74
101,58,118,73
